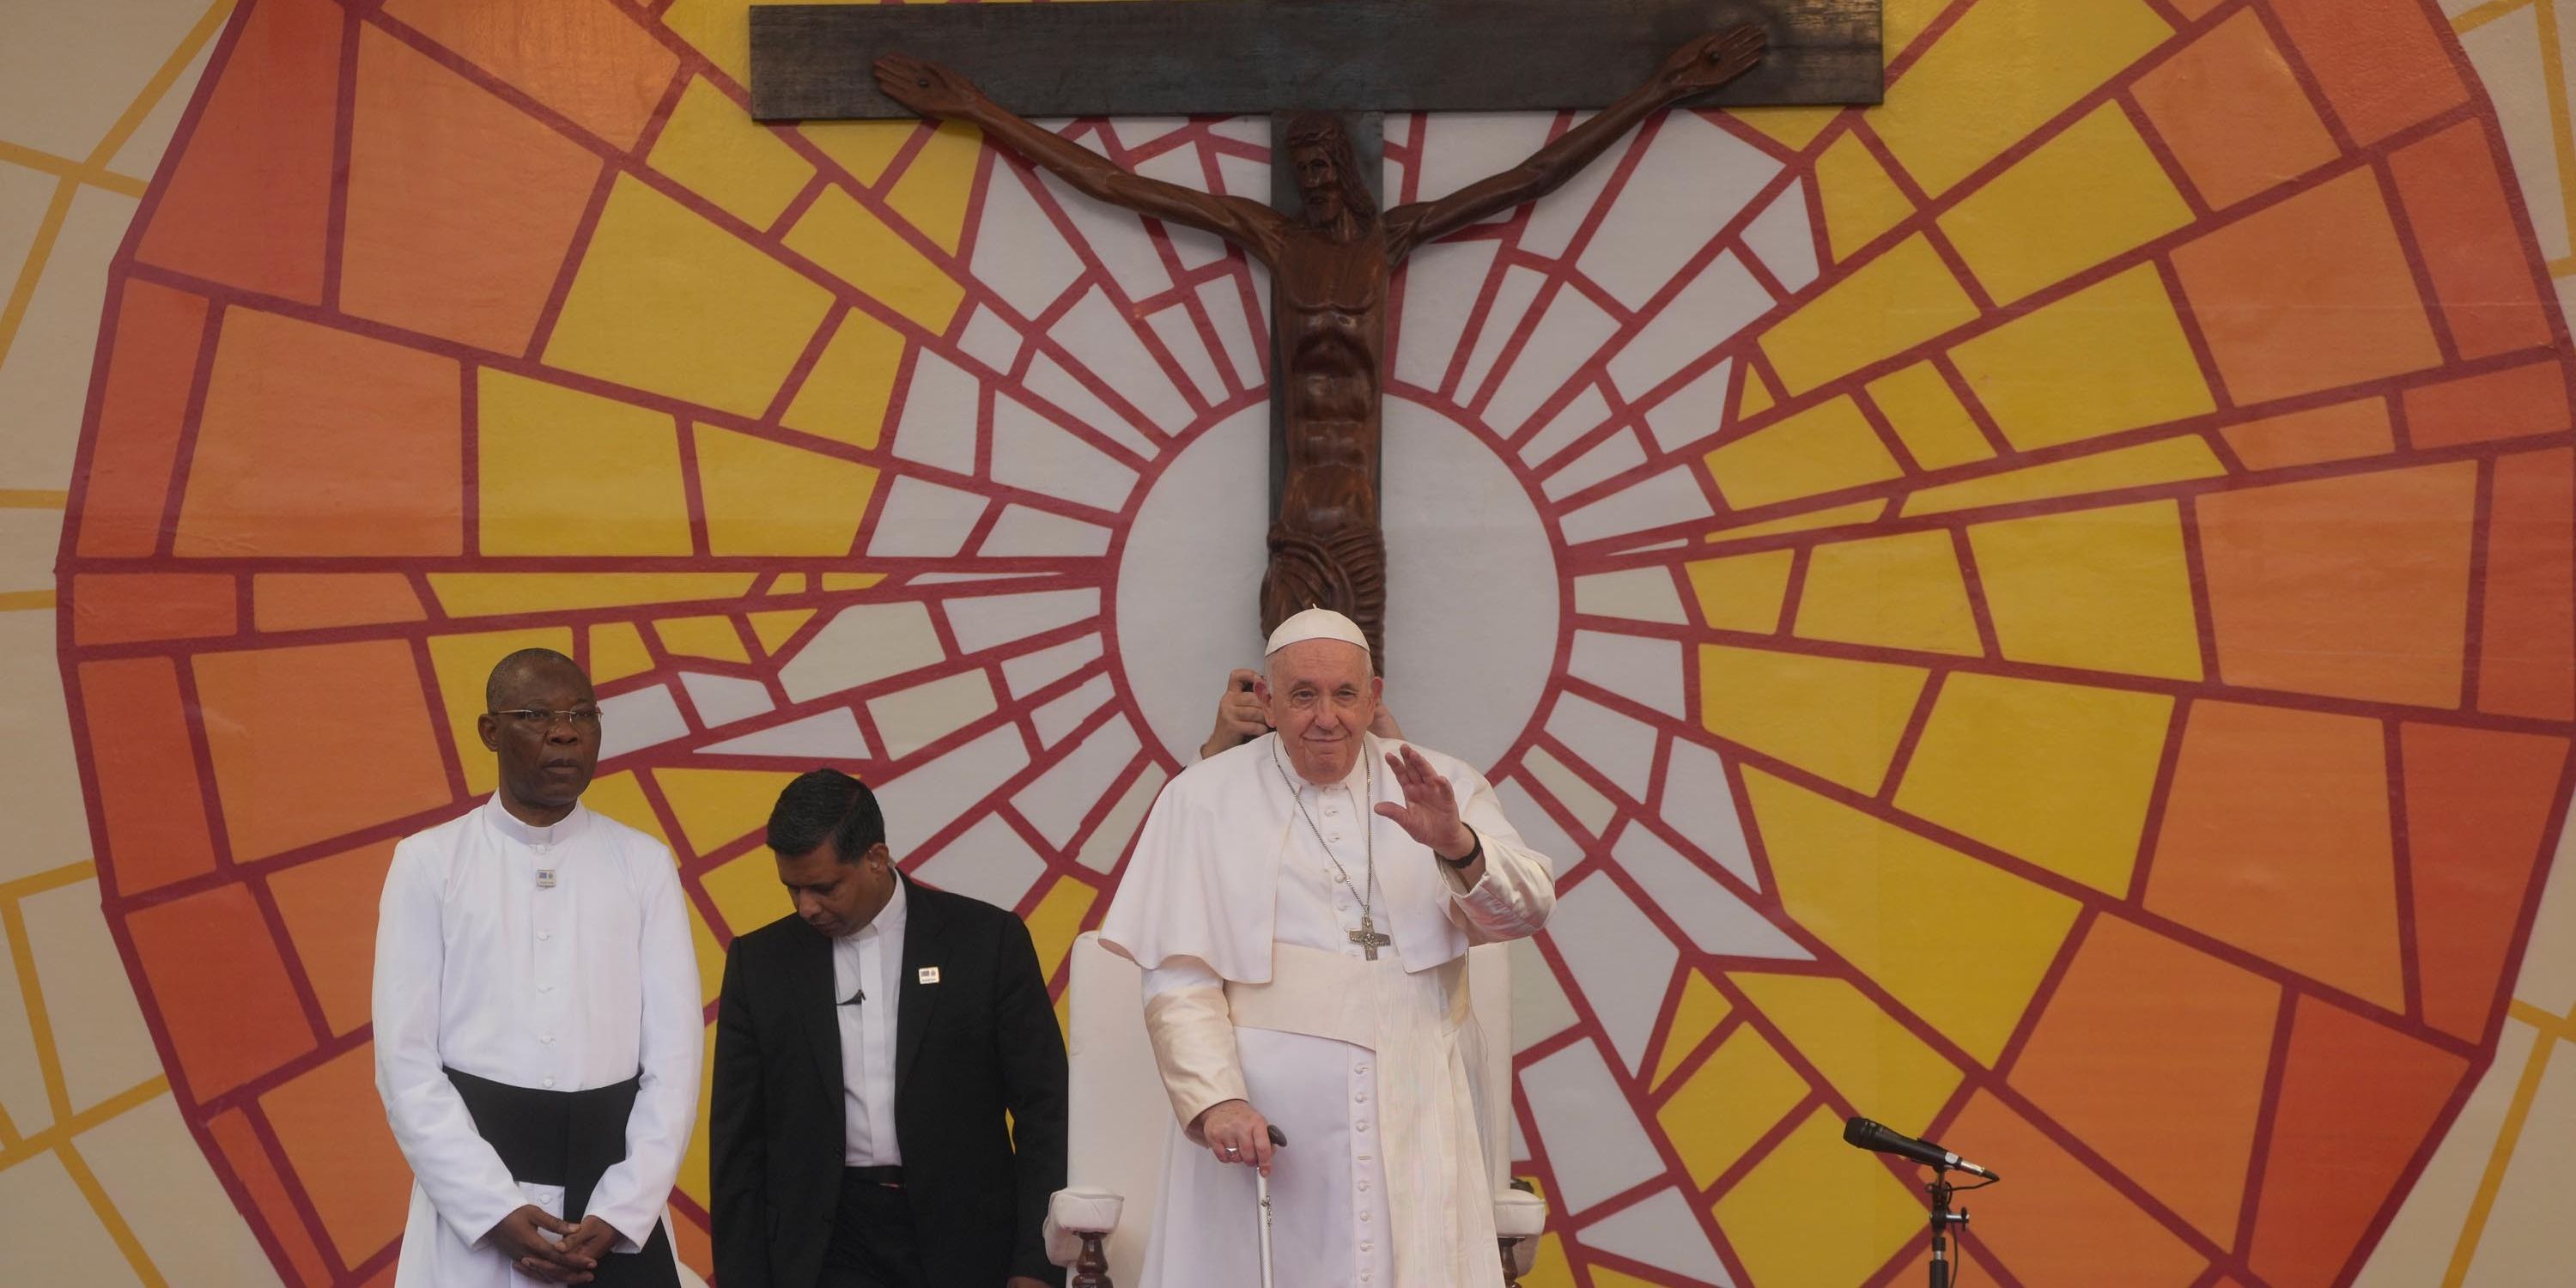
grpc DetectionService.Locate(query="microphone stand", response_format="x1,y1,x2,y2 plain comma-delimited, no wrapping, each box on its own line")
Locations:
1926,1167,1965,1288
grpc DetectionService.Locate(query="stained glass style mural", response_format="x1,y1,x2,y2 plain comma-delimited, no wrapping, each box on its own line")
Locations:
11,0,2576,1285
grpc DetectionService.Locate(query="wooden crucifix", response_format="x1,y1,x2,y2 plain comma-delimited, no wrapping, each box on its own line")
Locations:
750,1,1882,667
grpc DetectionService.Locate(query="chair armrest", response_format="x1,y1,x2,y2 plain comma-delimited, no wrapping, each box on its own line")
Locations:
1044,1188,1126,1267
1493,1188,1547,1237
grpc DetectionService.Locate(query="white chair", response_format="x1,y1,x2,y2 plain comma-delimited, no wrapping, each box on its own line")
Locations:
1042,931,1545,1287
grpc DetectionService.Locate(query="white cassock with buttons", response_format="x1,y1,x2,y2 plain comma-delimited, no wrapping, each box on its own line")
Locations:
373,797,702,1287
1099,732,1555,1288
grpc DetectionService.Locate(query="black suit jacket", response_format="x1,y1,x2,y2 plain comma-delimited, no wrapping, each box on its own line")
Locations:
711,876,1068,1288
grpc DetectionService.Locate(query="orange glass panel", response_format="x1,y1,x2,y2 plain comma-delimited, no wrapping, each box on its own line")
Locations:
74,280,208,557
126,884,317,1100
131,0,344,301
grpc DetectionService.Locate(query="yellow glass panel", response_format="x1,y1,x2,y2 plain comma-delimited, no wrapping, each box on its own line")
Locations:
429,573,759,617
1815,131,1914,261
750,609,817,654
477,370,690,556
1704,397,1903,510
1870,0,2173,196
1895,672,2174,895
1866,361,1992,471
581,770,670,843
1900,434,2225,518
685,899,726,1008
590,622,656,683
782,308,906,450
653,614,751,663
1684,550,1796,634
1024,877,1099,982
1704,500,1886,545
648,76,816,229
696,427,879,556
1939,103,2194,305
1795,529,1982,656
653,767,801,856
676,1023,718,1206
701,845,793,933
545,175,834,418
1699,645,1929,793
1747,769,2081,1064
1659,1024,1811,1188
662,0,838,87
1967,501,2204,680
1715,1107,1924,1288
1732,971,1962,1138
1949,264,2215,451
885,118,985,252
1591,1269,1664,1288
1653,970,1736,1088
1758,235,1982,396
1735,362,1777,419
428,628,576,793
1886,0,1957,64
784,187,966,331
801,121,917,188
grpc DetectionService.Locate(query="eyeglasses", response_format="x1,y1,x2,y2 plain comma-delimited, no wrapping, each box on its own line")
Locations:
490,708,604,732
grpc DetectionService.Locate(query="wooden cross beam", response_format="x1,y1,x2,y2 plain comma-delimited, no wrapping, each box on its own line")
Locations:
749,0,1882,122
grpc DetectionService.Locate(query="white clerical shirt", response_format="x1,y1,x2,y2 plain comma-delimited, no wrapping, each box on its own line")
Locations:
374,796,702,1288
833,877,907,1166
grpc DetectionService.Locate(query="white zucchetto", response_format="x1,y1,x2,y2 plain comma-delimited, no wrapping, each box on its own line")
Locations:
1264,606,1370,656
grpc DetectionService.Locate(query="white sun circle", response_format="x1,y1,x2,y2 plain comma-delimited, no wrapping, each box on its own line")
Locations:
1112,396,1562,773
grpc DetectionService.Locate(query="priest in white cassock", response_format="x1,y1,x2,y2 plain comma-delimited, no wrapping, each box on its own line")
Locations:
374,648,702,1287
1099,608,1557,1288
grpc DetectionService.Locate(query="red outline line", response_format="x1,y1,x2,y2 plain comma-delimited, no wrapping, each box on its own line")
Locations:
150,300,228,559
319,4,360,313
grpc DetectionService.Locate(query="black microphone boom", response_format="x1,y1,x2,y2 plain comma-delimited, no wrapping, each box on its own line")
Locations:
1843,1115,2001,1182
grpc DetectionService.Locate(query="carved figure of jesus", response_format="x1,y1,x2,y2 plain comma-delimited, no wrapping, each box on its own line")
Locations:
876,27,1767,664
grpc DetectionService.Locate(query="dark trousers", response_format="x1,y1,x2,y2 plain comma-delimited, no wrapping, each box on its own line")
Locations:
817,1168,927,1288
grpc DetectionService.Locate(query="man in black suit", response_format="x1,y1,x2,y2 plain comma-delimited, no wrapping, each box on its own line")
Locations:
712,769,1067,1288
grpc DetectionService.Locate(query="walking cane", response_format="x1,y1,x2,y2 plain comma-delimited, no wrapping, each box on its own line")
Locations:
1256,1125,1289,1288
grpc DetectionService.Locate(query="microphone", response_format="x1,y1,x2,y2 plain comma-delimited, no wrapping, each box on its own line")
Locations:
1843,1116,2000,1181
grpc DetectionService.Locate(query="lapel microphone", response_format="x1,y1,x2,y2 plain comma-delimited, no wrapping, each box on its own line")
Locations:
841,987,865,1006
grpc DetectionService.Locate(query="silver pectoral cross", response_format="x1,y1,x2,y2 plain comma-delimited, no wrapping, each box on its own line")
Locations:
1349,915,1391,962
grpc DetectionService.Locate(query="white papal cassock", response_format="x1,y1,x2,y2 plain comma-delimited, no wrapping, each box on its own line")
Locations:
373,797,702,1287
1099,732,1555,1288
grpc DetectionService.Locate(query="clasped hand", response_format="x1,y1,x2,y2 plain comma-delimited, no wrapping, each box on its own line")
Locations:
486,1206,622,1284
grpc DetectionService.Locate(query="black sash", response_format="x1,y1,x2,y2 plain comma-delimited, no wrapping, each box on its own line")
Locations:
444,1066,683,1288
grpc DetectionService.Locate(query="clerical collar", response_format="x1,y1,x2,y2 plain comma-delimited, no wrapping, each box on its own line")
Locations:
845,873,909,943
483,794,589,848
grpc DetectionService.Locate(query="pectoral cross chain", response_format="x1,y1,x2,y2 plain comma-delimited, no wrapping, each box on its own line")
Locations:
1349,915,1392,962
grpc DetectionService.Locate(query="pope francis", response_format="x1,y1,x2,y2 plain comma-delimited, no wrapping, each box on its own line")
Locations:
1098,608,1558,1288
